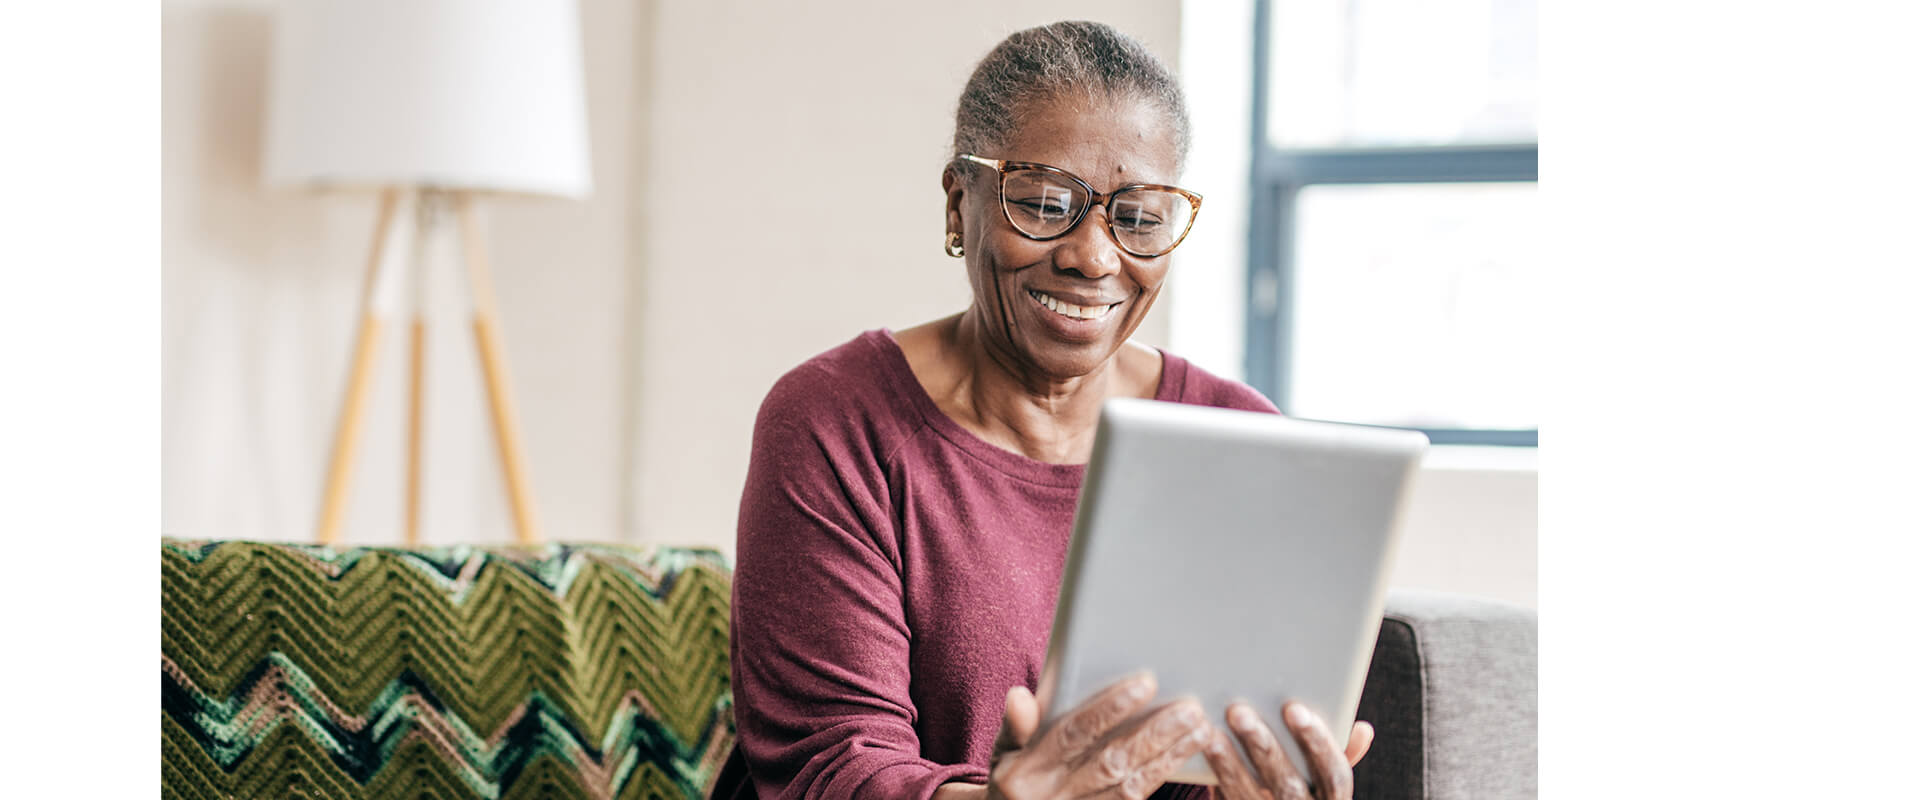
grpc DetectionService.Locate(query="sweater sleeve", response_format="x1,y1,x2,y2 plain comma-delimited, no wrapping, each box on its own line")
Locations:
1167,354,1282,416
731,365,987,800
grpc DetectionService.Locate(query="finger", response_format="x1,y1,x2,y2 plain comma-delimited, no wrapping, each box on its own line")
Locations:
1117,699,1208,766
1041,672,1157,761
1111,718,1214,800
1345,721,1374,767
992,686,1041,758
1227,703,1309,800
1281,703,1353,800
1071,698,1205,797
1200,729,1268,800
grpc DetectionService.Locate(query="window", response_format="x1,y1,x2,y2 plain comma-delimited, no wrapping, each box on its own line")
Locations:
1247,0,1538,446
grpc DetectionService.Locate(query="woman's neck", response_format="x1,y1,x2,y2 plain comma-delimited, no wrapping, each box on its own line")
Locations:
940,309,1127,464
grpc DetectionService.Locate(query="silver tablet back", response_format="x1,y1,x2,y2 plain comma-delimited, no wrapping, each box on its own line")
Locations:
1036,398,1428,785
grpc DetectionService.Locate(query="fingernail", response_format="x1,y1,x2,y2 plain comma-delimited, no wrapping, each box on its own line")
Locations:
1188,724,1212,745
1229,705,1260,732
1176,702,1202,725
1285,703,1313,728
1205,732,1229,756
1127,674,1154,700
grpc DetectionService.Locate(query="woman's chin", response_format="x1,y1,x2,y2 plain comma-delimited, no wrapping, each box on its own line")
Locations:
985,296,1138,380
1014,329,1124,381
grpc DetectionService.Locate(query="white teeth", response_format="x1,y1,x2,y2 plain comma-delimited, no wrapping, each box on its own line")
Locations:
1030,290,1112,321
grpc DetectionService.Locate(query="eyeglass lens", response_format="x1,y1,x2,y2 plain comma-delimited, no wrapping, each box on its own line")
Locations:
1002,169,1195,256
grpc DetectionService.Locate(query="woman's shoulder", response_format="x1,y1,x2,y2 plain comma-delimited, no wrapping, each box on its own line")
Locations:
1157,349,1282,415
753,329,928,446
763,330,891,399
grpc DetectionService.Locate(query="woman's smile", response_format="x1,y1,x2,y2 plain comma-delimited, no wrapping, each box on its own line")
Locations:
1025,288,1123,321
1022,286,1126,342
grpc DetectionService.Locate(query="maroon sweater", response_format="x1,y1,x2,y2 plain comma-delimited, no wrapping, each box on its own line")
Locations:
730,330,1279,800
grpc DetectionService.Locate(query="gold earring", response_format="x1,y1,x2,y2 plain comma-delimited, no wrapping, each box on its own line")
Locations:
944,231,964,258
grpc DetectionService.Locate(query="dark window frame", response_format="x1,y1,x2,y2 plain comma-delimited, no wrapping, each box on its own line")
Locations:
1246,0,1539,447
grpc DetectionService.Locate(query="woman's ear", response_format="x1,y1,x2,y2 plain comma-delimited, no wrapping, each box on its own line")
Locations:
942,165,966,235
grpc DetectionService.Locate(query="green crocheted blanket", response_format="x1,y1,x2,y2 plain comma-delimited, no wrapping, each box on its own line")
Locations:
161,538,734,799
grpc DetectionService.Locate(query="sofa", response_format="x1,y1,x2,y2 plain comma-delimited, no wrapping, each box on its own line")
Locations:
713,590,1537,800
1349,590,1538,800
160,540,1535,799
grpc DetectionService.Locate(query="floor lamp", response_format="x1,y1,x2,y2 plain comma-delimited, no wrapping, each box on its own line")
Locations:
262,0,593,547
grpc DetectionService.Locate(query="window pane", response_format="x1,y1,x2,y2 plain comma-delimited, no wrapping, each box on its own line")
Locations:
1266,0,1537,147
1288,182,1537,430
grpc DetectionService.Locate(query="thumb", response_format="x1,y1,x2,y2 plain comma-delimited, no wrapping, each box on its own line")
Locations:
994,686,1041,755
1346,720,1375,767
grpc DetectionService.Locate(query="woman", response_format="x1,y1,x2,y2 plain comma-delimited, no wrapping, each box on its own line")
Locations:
728,21,1371,800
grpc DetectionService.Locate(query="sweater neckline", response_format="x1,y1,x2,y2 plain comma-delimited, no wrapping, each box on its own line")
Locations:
863,328,1187,488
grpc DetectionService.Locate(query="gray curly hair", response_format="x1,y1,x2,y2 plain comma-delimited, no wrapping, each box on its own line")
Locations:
951,21,1192,176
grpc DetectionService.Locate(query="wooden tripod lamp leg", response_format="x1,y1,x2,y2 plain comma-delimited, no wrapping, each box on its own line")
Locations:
453,193,544,546
403,193,435,548
316,189,403,546
405,313,427,547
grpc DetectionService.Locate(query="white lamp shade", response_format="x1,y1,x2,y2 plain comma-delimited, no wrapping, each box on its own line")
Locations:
263,0,593,198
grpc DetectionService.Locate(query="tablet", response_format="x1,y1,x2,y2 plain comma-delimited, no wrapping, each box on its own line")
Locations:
1035,398,1428,785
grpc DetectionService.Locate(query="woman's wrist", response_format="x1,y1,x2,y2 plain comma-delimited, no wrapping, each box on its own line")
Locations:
931,780,988,800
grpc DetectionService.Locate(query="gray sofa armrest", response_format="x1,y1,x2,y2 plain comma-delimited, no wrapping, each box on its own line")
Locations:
1352,590,1538,800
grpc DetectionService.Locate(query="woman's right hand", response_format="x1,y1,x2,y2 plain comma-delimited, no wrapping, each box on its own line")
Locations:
984,673,1213,800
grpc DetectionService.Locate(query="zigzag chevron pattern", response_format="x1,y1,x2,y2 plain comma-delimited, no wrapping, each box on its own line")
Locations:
162,539,735,799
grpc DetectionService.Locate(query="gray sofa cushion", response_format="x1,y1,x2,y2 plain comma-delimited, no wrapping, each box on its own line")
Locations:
1354,590,1538,800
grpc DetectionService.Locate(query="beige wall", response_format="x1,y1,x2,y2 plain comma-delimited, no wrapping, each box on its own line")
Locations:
164,0,1533,608
163,0,639,545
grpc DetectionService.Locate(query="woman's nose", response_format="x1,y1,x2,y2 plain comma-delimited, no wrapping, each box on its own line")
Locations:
1052,208,1124,279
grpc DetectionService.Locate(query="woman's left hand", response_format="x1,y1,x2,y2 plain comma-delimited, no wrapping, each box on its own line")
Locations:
1201,702,1373,800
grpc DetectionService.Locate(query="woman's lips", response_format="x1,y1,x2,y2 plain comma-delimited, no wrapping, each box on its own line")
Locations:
1026,289,1122,320
1025,289,1123,342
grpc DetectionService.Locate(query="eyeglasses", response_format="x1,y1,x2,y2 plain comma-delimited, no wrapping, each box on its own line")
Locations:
957,153,1203,258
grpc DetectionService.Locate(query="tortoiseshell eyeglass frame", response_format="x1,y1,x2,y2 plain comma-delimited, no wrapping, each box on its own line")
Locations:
955,153,1204,258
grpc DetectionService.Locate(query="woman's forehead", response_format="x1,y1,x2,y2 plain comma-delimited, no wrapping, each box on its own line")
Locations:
999,94,1180,186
